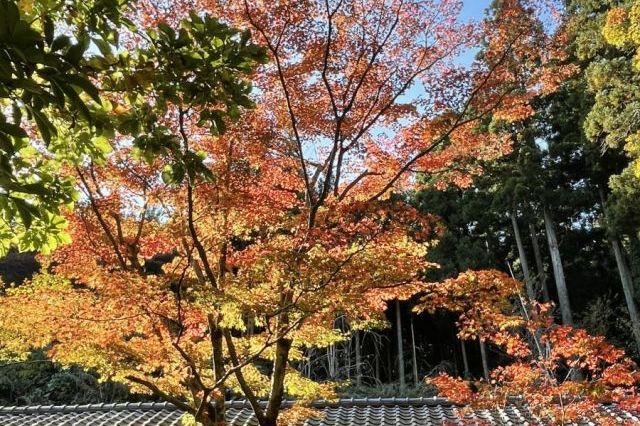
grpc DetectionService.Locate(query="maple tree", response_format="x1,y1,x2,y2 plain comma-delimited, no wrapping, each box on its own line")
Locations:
0,1,603,425
421,270,640,425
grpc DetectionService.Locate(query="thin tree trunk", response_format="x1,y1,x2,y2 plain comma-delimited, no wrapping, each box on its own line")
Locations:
543,207,573,325
479,338,490,381
410,315,419,386
199,410,224,426
328,315,338,380
460,339,470,379
346,343,351,380
210,243,229,426
452,328,460,377
395,299,405,389
529,222,550,302
510,212,535,300
327,344,336,379
345,319,351,381
386,336,392,383
305,348,312,378
630,235,640,280
374,334,381,383
355,331,362,386
224,330,266,425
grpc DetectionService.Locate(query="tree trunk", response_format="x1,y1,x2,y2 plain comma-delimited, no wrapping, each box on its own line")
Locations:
374,334,381,383
262,282,293,426
263,337,292,426
386,337,392,384
630,235,640,280
611,238,640,351
355,331,362,386
327,344,337,379
511,212,535,300
543,207,573,325
479,338,490,381
598,188,640,352
395,299,405,389
207,316,226,426
460,339,470,379
529,222,550,302
197,404,226,426
410,315,419,386
304,348,312,378
340,316,350,381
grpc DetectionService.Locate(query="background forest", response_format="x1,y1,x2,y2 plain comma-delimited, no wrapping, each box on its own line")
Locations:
2,0,640,424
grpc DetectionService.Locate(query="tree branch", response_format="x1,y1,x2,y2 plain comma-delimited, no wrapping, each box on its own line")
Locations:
76,166,127,270
368,35,522,201
243,0,313,207
179,108,219,290
125,375,195,414
223,330,267,424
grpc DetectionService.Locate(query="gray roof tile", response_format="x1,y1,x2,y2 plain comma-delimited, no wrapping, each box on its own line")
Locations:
0,398,637,425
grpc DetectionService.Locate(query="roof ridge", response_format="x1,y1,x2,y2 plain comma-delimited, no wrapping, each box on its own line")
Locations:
0,397,455,414
226,396,455,409
0,402,176,414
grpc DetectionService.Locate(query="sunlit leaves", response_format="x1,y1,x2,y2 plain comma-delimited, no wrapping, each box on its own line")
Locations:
0,0,130,254
575,0,640,235
0,1,600,424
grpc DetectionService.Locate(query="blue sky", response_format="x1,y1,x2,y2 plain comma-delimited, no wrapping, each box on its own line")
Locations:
457,0,493,65
461,0,492,20
397,1,493,113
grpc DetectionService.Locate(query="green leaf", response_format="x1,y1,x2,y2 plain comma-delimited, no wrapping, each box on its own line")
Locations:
64,74,101,103
211,110,226,135
11,105,22,125
158,22,176,40
240,29,251,46
13,198,39,229
0,119,27,139
11,21,41,44
20,183,49,197
3,0,20,32
161,164,174,184
44,17,54,46
59,83,92,122
51,35,71,52
176,28,191,48
31,109,54,145
16,79,44,95
93,135,112,154
64,38,89,64
0,134,14,155
92,37,113,57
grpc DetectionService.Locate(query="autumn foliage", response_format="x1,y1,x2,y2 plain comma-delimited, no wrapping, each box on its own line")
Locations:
421,270,640,425
0,1,624,425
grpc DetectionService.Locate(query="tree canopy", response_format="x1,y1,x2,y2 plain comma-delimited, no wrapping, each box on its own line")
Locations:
2,1,640,425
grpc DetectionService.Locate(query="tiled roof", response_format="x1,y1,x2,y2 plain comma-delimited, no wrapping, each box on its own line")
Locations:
0,397,637,425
